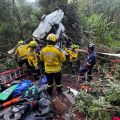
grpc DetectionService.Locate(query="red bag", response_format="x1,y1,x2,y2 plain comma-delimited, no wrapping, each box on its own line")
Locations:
113,117,120,120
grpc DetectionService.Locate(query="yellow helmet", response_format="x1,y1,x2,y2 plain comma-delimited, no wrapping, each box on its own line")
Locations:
18,40,24,45
29,41,37,47
46,34,57,42
71,44,79,49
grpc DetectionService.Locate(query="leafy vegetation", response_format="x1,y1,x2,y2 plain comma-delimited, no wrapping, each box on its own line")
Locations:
0,57,18,72
0,0,120,52
75,90,112,120
0,0,39,52
75,62,120,119
106,84,120,105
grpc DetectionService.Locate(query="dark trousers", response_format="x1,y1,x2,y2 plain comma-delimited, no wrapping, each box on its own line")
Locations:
18,59,30,69
38,61,45,75
29,66,40,80
80,66,93,82
45,72,62,96
70,61,80,75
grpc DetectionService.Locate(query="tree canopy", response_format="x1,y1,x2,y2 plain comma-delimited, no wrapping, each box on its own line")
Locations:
0,0,120,52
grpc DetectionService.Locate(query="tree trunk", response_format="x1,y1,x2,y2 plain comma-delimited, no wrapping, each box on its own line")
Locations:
12,0,24,39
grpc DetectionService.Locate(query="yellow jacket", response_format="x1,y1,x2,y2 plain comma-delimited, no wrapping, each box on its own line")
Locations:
15,44,29,60
65,48,78,62
40,45,66,73
27,47,38,69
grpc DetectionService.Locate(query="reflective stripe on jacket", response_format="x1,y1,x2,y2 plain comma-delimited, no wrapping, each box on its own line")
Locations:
40,45,66,73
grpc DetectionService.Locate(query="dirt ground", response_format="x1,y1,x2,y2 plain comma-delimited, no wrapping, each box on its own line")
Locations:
53,74,87,120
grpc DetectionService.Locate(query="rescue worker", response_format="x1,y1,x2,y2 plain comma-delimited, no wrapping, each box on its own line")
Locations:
37,40,45,75
27,40,40,80
40,33,66,96
15,40,29,68
79,43,96,82
37,40,45,54
65,44,79,74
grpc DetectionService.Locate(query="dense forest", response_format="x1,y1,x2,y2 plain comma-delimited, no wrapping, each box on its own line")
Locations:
0,0,120,52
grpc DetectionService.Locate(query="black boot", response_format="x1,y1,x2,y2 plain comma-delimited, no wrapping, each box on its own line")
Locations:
56,86,62,95
87,75,92,82
47,86,53,96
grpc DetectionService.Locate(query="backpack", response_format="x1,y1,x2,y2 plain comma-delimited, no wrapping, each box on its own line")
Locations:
12,80,32,97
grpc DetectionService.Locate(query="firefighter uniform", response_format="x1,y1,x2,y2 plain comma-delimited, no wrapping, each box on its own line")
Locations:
65,45,79,74
40,34,66,95
27,47,38,69
65,48,78,62
27,41,40,80
15,44,29,67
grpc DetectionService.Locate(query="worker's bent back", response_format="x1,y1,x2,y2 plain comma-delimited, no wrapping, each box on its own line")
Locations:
15,44,29,60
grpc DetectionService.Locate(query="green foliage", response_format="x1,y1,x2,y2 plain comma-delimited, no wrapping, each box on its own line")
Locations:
114,64,120,80
0,22,20,51
75,91,95,112
0,58,18,72
75,91,112,120
38,0,67,14
93,0,120,24
106,84,120,103
0,22,19,38
0,0,39,52
0,0,120,52
63,1,81,43
16,0,39,36
89,99,111,120
79,11,117,46
75,67,120,119
0,0,13,23
76,0,120,47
